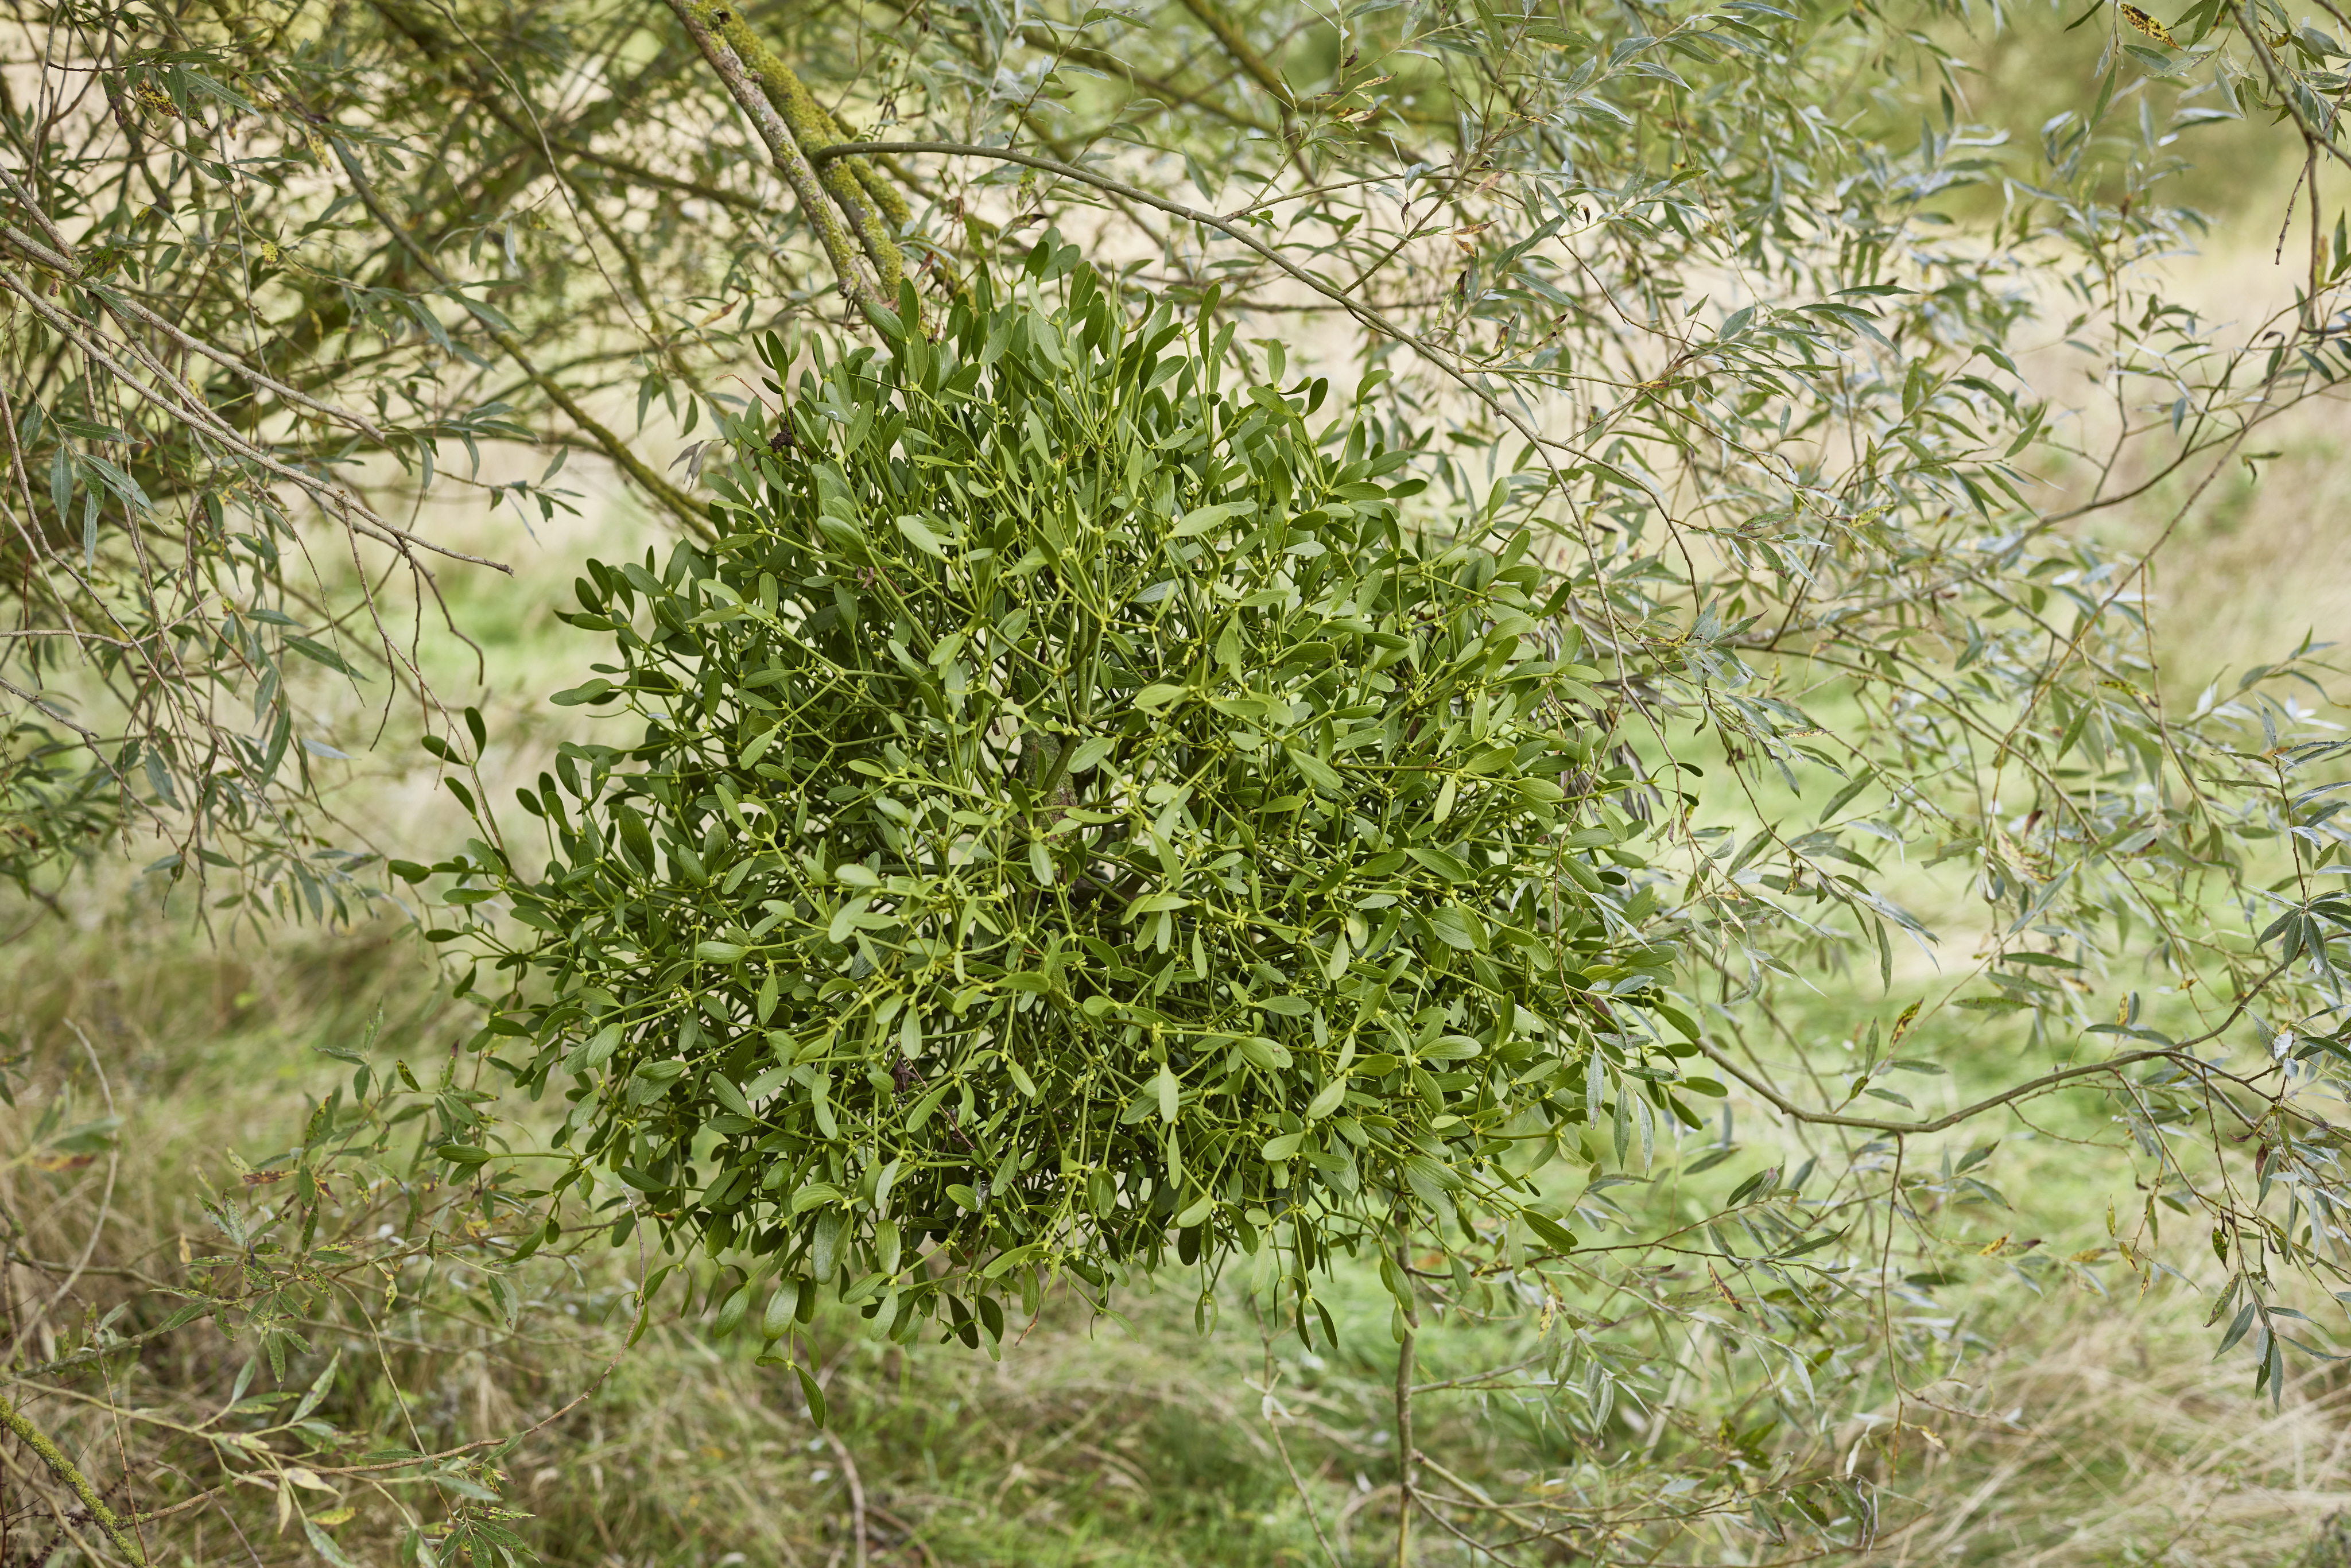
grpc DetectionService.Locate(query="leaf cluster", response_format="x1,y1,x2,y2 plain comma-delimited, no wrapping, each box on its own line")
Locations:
444,263,1713,1346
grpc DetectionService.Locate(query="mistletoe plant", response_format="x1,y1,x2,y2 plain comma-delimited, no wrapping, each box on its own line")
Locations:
440,258,1695,1350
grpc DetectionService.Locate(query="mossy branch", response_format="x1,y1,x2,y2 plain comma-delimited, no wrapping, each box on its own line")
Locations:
670,0,917,316
668,0,883,312
814,101,917,236
0,1391,146,1562
707,10,910,296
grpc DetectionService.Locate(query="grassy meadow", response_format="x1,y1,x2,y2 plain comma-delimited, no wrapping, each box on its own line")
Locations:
14,878,2351,1567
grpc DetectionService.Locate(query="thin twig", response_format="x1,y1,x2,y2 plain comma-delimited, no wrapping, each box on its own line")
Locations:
821,1427,868,1568
1392,1238,1417,1568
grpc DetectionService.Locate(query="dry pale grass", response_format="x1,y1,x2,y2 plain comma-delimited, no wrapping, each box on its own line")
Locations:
1861,1303,2351,1566
0,915,1355,1567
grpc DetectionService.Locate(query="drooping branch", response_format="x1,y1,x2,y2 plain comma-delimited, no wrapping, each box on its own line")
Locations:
0,262,513,575
1687,956,2295,1139
327,139,715,541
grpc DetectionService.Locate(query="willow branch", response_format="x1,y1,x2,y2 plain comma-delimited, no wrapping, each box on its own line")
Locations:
0,212,389,445
806,141,1566,482
326,138,715,540
1690,960,2291,1137
0,261,513,575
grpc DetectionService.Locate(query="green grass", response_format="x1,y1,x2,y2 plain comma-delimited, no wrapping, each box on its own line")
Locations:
3,903,2346,1566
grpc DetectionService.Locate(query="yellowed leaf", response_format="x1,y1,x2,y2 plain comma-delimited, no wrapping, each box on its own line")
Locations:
2119,3,2177,46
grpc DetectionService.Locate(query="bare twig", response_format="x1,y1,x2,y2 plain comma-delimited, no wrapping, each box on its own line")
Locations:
821,1427,868,1568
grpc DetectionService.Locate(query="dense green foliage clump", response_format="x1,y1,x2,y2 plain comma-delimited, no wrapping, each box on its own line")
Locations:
449,267,1694,1345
